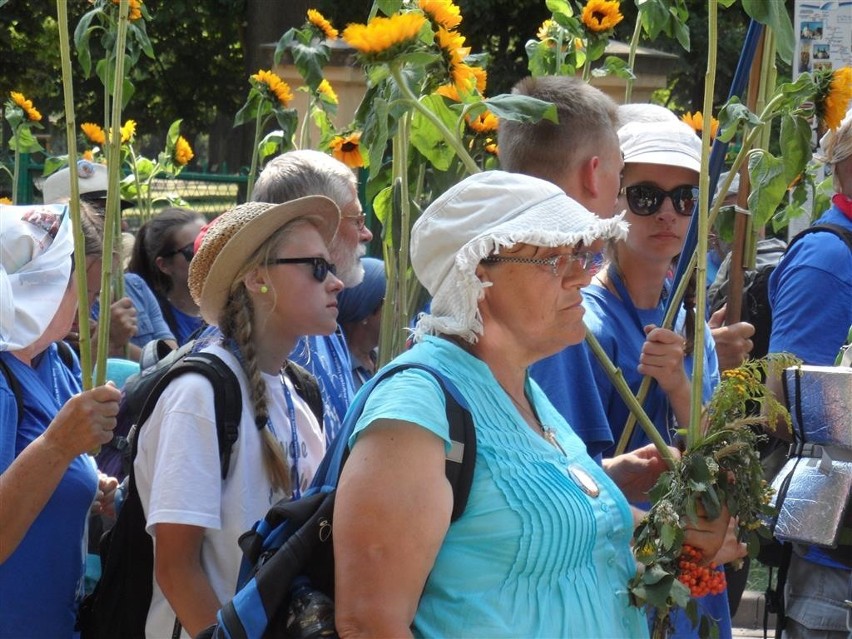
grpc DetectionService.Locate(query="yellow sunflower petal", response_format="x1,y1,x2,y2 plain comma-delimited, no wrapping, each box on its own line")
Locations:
342,13,427,59
823,66,852,130
307,9,339,39
330,132,365,169
174,136,194,166
419,0,462,30
581,0,624,33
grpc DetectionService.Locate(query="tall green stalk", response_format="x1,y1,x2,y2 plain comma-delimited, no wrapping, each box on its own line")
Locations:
11,129,21,204
56,0,92,390
95,0,130,387
686,0,718,446
624,13,643,103
246,109,266,200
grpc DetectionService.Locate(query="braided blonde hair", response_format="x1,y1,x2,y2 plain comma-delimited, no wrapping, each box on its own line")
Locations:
218,216,328,494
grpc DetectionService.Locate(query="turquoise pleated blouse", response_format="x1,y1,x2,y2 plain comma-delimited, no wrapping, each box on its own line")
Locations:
351,336,649,639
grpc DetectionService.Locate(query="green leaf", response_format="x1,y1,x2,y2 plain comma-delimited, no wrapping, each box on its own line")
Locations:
393,51,443,68
233,92,269,128
545,0,573,17
742,0,795,64
484,94,557,124
595,56,635,80
73,9,99,78
273,109,299,146
717,98,761,143
42,156,69,177
410,95,457,171
660,523,677,550
276,30,331,90
258,130,285,162
372,185,393,230
9,126,44,154
376,0,403,16
779,114,812,183
128,19,155,60
748,152,789,228
361,95,391,182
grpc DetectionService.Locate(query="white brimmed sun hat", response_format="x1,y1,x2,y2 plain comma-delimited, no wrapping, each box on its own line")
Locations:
410,170,628,342
618,119,703,173
188,197,340,326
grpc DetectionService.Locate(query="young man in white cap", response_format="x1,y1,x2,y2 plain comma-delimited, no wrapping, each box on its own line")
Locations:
42,160,177,361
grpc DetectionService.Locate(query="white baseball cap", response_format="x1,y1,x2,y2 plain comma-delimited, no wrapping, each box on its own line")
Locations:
618,119,703,173
410,170,628,342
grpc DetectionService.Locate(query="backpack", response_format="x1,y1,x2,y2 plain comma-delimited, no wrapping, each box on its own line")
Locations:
199,362,477,639
95,339,323,481
708,224,852,359
77,346,322,639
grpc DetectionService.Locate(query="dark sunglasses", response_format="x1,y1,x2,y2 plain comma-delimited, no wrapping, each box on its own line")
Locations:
162,242,195,262
624,184,699,216
267,257,337,282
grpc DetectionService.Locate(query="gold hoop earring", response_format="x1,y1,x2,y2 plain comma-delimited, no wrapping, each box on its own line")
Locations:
260,285,269,294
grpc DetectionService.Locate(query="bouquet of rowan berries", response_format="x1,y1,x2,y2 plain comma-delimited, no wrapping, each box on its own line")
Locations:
629,354,800,638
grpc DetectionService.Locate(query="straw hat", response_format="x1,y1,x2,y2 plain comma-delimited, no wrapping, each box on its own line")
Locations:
188,197,340,326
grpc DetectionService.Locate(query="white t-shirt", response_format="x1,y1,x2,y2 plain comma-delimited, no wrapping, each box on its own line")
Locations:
134,344,325,638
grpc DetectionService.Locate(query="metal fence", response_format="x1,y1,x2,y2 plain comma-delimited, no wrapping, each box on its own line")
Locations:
1,154,248,227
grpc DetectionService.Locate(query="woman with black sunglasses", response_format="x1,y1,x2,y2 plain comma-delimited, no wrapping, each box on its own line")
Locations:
129,207,207,345
583,118,739,639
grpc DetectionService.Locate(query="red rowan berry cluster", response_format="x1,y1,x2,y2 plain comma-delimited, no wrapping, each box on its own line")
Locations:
677,544,727,598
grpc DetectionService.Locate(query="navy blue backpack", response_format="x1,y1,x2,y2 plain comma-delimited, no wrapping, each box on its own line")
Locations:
200,362,477,639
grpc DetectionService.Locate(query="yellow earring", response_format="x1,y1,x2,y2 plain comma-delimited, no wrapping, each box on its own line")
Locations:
260,285,269,294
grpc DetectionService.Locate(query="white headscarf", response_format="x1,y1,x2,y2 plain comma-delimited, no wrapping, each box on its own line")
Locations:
0,204,73,350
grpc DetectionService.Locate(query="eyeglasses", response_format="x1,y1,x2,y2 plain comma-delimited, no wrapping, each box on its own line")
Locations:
267,257,337,282
624,184,699,216
162,242,195,262
481,251,604,276
344,213,367,231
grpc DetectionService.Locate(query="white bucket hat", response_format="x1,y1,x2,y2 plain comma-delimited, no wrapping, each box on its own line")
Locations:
0,204,73,350
410,170,628,342
42,160,110,204
618,119,703,173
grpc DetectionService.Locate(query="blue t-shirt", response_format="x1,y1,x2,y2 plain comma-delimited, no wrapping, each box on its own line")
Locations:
583,285,720,455
91,273,175,348
582,285,729,638
167,301,204,346
0,345,98,637
530,342,614,459
350,336,649,638
768,204,852,572
290,329,356,444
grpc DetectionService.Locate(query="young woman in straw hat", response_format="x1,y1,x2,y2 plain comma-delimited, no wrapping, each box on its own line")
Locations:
133,197,343,638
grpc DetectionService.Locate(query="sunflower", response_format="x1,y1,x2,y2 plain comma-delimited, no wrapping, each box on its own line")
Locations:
330,132,364,169
342,13,427,60
10,91,42,122
174,136,194,166
470,65,487,94
467,110,499,134
485,142,498,155
120,119,136,143
537,19,555,42
436,27,476,94
0,197,12,205
317,79,338,105
82,150,94,162
681,111,719,141
307,9,338,40
81,122,106,145
112,0,143,21
251,69,294,108
580,0,623,33
419,0,462,30
816,66,852,131
436,84,461,101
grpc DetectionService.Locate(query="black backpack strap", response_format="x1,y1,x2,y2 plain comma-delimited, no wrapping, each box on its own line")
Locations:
283,360,324,429
55,339,76,370
0,355,23,428
369,363,477,522
130,352,242,480
786,223,852,253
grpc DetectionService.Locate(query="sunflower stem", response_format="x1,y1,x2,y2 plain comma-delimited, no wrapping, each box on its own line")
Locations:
246,110,267,200
624,10,643,103
585,330,677,470
11,126,21,204
686,0,718,448
95,0,130,390
56,0,93,389
389,64,480,176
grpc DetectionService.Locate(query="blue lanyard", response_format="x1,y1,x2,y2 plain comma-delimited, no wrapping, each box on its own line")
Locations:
605,264,673,447
277,371,302,500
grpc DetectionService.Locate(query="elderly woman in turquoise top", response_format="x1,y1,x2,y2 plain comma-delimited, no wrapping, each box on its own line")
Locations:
334,171,651,638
